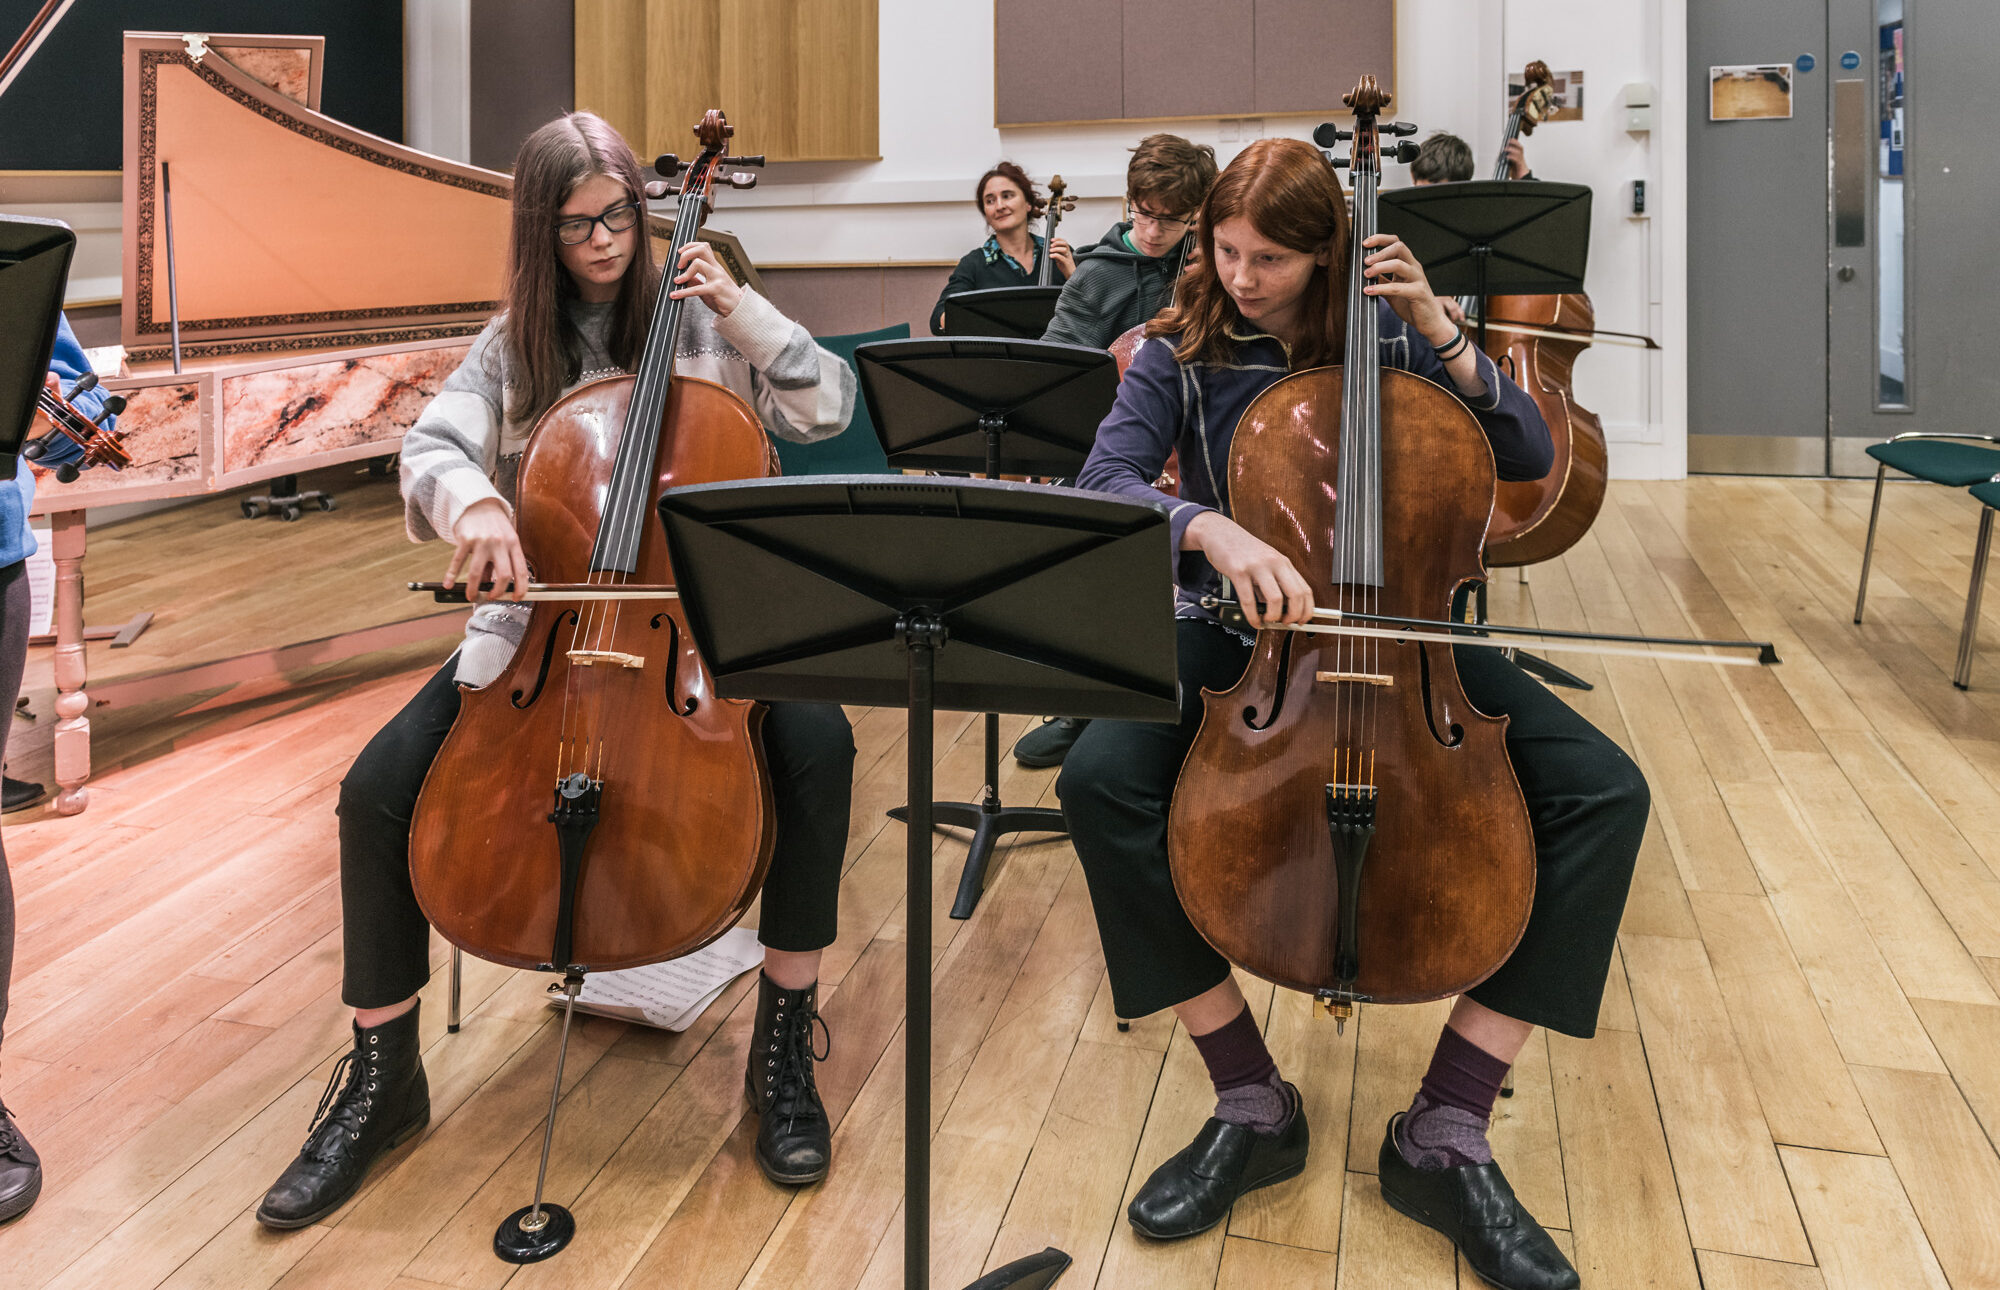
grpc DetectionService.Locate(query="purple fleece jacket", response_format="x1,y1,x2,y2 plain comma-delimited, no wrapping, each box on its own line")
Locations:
1075,298,1553,620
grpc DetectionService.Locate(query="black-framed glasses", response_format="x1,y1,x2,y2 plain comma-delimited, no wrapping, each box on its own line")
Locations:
1124,199,1196,235
554,201,642,246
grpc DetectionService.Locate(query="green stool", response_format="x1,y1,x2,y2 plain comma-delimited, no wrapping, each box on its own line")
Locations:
1854,432,2000,624
1954,479,2000,689
768,323,908,476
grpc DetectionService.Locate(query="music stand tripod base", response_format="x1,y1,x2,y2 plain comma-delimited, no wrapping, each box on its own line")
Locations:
495,1202,576,1264
854,339,1121,918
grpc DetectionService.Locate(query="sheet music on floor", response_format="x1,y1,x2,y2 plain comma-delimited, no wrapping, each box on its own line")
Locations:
546,926,765,1031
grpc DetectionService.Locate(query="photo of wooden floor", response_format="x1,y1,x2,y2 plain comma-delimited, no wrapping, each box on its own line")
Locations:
2,472,1997,1290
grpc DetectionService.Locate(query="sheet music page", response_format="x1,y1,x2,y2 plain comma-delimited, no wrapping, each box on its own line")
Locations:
561,927,765,1031
26,529,53,637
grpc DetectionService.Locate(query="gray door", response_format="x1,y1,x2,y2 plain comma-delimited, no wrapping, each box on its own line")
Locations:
1689,0,1995,476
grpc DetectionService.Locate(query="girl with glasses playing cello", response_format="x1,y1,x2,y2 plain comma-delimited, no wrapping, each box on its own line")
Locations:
255,111,860,1231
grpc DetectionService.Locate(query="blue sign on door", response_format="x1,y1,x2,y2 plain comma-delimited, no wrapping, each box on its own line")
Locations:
1796,53,1816,73
1840,50,1862,69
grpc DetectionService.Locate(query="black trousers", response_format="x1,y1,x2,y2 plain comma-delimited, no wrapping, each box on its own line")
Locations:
0,561,28,1052
1059,617,1649,1038
338,659,855,1009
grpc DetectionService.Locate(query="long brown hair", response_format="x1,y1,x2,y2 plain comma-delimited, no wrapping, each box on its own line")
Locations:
499,111,659,425
1149,137,1350,370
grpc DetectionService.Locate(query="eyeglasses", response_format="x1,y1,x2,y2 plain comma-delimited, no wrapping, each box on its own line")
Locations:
555,201,642,246
1125,200,1196,235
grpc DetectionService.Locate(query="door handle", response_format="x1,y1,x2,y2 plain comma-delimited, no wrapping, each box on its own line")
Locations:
1837,266,1856,282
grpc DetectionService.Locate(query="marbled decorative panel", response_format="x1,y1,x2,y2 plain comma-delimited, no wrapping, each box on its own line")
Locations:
221,345,470,474
33,380,203,503
214,46,315,106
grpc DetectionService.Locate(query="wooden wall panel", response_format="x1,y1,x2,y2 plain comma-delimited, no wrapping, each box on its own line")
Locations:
579,0,876,163
994,0,1124,127
1254,0,1391,116
1122,0,1255,120
574,0,651,151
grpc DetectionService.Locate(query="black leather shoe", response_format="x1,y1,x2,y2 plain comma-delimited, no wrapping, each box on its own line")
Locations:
1011,717,1089,769
1378,1113,1578,1290
744,974,832,1186
1127,1085,1309,1240
256,1002,430,1229
2,776,47,814
0,1100,42,1223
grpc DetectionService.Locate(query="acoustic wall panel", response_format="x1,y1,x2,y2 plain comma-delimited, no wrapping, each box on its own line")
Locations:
994,0,1125,126
1255,0,1393,115
996,0,1392,125
1122,0,1255,121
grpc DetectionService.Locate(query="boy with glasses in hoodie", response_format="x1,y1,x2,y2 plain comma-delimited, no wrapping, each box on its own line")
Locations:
1017,134,1220,768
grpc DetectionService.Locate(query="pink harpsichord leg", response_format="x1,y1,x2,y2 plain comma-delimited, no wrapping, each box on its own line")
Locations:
50,508,90,814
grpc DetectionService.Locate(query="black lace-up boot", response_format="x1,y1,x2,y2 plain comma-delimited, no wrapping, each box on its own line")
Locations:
744,973,832,1185
256,1001,430,1229
0,1099,42,1223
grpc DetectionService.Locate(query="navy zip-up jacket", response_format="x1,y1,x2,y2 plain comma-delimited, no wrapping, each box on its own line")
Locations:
1076,298,1553,620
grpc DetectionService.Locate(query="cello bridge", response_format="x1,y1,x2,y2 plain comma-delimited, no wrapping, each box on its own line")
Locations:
1315,670,1393,687
567,649,645,669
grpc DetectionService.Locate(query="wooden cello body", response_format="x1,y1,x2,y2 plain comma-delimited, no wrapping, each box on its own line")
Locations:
1479,60,1608,567
1482,289,1607,566
407,374,775,971
407,112,776,975
1166,80,1536,1014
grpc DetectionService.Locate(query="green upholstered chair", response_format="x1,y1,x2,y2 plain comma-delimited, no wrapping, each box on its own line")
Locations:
768,323,908,476
1952,478,2000,689
1853,432,2000,624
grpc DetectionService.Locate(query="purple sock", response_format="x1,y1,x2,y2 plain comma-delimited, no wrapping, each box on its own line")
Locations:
1189,1006,1293,1135
1397,1025,1510,1170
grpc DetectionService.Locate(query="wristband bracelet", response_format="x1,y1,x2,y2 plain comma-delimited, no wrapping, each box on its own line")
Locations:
1434,328,1470,361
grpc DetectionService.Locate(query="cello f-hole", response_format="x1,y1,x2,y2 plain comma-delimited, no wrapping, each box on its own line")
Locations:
512,609,580,709
651,612,700,716
1416,642,1466,748
1243,632,1295,731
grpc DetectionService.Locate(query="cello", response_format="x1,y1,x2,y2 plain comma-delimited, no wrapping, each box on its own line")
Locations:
1167,77,1537,1022
406,110,773,1260
1478,61,1608,568
1036,173,1075,286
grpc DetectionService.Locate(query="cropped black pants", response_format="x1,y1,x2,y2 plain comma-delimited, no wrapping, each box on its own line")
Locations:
1058,618,1650,1038
337,659,854,1009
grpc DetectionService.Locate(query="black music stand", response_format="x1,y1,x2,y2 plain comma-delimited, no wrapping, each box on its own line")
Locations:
855,338,1120,917
659,475,1178,1290
0,215,78,480
1377,181,1597,692
937,285,1064,340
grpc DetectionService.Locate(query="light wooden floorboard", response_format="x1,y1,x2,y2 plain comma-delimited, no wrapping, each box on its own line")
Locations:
6,475,1999,1287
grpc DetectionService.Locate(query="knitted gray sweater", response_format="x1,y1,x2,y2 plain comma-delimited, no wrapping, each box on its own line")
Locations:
399,289,855,686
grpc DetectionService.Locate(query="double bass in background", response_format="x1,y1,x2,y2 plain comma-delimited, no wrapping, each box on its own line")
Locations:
1475,61,1609,568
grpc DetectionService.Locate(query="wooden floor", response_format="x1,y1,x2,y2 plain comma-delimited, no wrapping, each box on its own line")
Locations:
5,472,2000,1290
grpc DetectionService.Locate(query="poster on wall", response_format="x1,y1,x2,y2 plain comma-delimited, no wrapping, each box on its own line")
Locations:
1879,22,1905,174
1504,68,1584,121
1709,64,1793,120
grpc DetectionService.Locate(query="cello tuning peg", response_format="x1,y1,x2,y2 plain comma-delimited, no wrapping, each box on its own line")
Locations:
721,154,765,168
1386,121,1420,136
644,179,675,200
723,171,758,190
54,462,79,484
98,395,127,419
654,153,684,177
70,372,99,395
1391,140,1421,164
1330,156,1352,170
1311,121,1351,147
